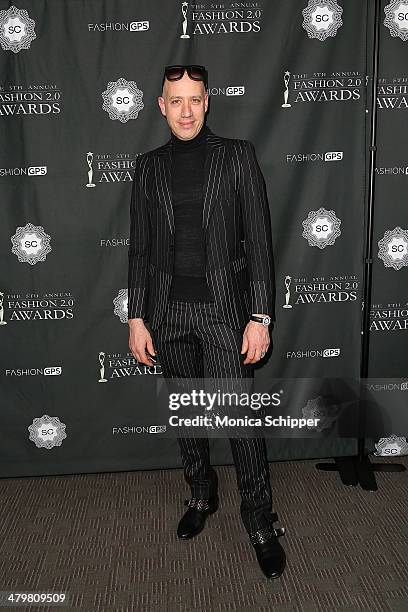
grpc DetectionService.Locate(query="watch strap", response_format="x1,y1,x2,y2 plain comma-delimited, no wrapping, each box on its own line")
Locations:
250,315,271,326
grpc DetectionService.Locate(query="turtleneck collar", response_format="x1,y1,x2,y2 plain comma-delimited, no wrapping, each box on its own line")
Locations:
170,123,210,150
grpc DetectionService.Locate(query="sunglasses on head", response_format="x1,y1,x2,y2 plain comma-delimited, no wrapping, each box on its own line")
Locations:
162,65,208,90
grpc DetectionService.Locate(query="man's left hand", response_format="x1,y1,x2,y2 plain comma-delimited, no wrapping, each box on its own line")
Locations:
241,320,270,365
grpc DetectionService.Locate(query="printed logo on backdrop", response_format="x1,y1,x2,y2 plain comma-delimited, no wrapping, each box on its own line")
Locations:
0,5,36,53
286,347,341,359
100,237,129,249
302,0,343,41
374,434,408,456
11,223,51,264
281,70,365,108
88,20,149,32
376,163,408,175
286,151,343,163
0,291,8,325
0,165,47,177
5,366,62,376
113,289,129,323
179,1,264,37
208,86,245,96
0,291,74,324
28,415,67,449
85,151,141,188
366,380,408,390
302,207,341,248
0,83,62,117
378,227,408,270
384,1,408,41
302,396,341,432
281,274,359,308
98,350,161,382
377,76,408,109
113,425,167,435
370,303,408,331
102,78,144,123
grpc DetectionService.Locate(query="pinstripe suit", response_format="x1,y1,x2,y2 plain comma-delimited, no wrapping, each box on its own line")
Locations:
128,126,277,535
128,127,276,330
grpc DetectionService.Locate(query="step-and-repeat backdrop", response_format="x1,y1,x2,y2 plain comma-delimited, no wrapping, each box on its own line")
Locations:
1,1,407,477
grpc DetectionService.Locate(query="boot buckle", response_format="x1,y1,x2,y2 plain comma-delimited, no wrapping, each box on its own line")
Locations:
249,512,286,546
184,497,211,512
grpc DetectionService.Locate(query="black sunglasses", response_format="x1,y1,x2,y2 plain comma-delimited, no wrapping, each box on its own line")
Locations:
162,64,208,90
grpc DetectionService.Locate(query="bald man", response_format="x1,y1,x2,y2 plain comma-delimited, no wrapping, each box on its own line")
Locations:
128,64,286,579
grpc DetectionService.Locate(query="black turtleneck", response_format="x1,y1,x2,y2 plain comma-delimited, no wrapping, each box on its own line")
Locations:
168,123,214,302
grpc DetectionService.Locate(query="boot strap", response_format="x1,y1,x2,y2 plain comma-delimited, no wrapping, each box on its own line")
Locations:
249,512,286,546
184,497,211,511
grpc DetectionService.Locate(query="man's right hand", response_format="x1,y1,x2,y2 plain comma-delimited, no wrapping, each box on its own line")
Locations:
128,318,156,366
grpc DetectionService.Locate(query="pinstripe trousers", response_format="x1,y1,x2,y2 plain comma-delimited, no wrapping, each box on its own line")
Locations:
150,299,274,535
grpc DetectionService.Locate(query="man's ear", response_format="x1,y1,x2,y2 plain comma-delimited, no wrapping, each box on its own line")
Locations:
157,96,166,117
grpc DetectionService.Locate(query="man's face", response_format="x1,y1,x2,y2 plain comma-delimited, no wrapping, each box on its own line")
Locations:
158,72,209,140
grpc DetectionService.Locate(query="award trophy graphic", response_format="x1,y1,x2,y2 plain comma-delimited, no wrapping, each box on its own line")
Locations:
98,351,108,382
86,152,96,188
283,275,293,309
0,292,7,325
281,71,292,108
180,1,190,38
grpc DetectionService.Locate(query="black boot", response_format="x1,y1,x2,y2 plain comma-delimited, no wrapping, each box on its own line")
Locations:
177,495,219,539
249,512,286,579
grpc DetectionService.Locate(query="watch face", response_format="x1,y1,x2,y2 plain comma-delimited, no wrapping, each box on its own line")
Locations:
263,316,271,326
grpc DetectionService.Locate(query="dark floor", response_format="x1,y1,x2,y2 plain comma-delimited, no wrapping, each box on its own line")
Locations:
0,456,407,612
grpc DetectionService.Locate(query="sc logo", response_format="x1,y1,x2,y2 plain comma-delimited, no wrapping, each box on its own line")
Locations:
116,95,131,105
24,239,38,248
391,244,406,253
314,14,330,23
7,24,23,35
315,224,329,232
40,428,56,436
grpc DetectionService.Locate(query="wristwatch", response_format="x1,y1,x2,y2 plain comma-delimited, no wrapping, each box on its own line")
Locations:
250,315,271,327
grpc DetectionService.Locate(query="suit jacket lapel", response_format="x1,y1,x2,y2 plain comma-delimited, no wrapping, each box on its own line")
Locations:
156,127,225,234
156,141,174,233
202,131,225,232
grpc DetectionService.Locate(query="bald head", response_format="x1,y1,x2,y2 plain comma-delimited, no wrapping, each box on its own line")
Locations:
158,72,209,141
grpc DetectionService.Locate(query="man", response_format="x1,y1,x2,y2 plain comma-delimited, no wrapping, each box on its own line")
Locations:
128,64,286,579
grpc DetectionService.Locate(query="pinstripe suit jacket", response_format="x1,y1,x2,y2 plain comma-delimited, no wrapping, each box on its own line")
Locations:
128,126,276,331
